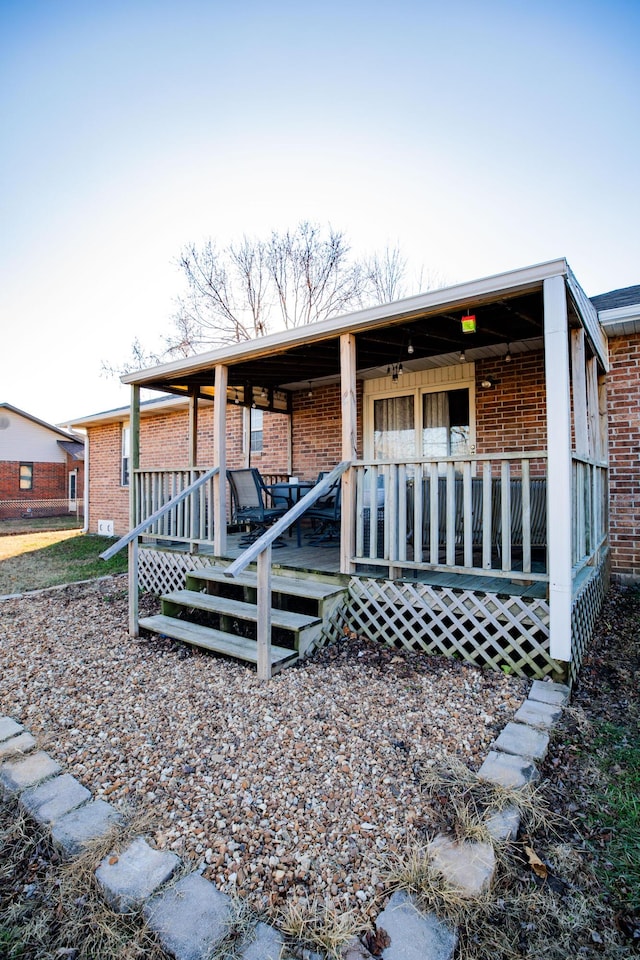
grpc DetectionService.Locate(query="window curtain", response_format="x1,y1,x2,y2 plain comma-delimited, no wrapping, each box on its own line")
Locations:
373,395,415,459
423,392,450,458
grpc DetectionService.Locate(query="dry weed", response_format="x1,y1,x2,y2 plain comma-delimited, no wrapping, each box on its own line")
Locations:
382,759,629,959
278,897,364,960
0,795,170,959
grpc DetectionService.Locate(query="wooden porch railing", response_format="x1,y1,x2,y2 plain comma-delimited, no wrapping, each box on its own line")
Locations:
571,455,608,572
351,453,551,581
133,468,217,546
100,466,220,636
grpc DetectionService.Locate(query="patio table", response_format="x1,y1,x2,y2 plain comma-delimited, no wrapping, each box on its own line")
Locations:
264,481,314,546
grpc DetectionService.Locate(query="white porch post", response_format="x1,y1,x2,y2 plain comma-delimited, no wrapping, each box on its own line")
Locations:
340,333,357,574
544,276,572,664
128,384,140,638
188,391,198,467
571,329,589,457
188,391,199,551
213,364,228,556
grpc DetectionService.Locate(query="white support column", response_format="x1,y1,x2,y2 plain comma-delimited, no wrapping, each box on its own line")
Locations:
213,364,228,556
188,392,199,551
188,392,198,467
544,276,573,664
340,333,357,574
128,384,140,638
571,329,589,458
585,358,599,460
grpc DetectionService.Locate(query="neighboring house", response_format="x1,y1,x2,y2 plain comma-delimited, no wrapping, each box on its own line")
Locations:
0,403,84,518
68,259,640,682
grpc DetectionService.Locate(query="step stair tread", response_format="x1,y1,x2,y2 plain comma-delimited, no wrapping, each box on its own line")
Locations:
188,566,345,600
139,615,298,666
162,590,320,630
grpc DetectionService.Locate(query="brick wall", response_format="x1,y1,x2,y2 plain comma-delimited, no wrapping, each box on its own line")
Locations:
291,383,363,480
0,460,67,500
475,352,547,463
607,333,640,581
87,404,291,535
88,423,129,534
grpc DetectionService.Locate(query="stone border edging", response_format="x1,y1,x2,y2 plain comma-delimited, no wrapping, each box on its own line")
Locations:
0,573,124,603
0,676,571,960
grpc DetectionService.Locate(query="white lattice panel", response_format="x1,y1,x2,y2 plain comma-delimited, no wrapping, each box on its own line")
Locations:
570,558,608,683
139,548,213,595
342,577,555,678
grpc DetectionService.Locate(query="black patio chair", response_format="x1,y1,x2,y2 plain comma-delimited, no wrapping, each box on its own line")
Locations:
227,468,287,545
306,478,341,546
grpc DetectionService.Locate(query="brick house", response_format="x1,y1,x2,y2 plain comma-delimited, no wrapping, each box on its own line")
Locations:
69,260,640,681
0,403,84,519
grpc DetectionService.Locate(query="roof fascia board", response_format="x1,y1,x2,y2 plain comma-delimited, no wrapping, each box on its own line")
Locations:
67,395,190,429
566,267,609,372
0,402,77,440
122,258,570,387
598,303,640,327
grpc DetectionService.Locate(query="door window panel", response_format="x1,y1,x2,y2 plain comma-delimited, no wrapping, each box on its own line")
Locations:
422,389,470,458
373,395,415,460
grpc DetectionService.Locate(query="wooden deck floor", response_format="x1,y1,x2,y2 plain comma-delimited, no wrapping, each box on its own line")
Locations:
145,530,550,599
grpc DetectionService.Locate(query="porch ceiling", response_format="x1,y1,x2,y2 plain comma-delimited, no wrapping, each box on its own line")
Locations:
144,289,559,398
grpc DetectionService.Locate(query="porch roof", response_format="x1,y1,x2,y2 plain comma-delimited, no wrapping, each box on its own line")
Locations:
121,258,600,401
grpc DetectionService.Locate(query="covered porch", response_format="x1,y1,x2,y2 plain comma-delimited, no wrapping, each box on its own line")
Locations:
116,260,610,681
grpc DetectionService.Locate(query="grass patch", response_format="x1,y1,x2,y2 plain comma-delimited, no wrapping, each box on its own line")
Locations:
383,760,629,959
585,720,640,910
0,531,127,594
0,798,169,959
0,516,83,535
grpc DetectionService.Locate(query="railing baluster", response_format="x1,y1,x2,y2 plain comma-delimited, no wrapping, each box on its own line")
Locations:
522,459,531,573
501,460,511,572
370,464,379,560
429,462,439,564
355,466,365,557
462,460,472,568
445,461,456,566
413,464,422,564
482,461,492,570
397,463,407,564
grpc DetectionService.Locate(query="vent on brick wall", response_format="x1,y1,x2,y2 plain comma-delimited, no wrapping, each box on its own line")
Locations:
98,520,114,536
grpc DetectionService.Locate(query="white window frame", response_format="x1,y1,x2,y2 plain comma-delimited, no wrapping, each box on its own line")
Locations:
121,424,131,487
363,366,476,461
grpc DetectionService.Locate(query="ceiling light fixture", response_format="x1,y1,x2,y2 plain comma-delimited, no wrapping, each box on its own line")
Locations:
505,344,512,362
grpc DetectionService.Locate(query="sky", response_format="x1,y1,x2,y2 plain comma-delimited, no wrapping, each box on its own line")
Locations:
1,0,639,426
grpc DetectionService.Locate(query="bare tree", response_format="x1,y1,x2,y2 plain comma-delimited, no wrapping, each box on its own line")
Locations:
103,223,426,377
266,222,364,328
365,244,408,304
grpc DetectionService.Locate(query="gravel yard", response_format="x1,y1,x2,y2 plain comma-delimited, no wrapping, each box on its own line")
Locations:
0,575,527,922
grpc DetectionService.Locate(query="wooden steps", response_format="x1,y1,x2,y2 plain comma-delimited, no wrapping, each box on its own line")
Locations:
139,564,347,674
138,615,298,670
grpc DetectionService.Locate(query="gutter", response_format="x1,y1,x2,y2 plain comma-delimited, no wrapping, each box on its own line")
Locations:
81,430,89,534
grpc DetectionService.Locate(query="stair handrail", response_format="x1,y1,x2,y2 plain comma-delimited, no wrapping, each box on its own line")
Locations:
99,466,220,561
224,461,350,578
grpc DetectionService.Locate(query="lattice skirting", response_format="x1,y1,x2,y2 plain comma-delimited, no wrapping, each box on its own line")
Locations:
569,555,609,684
138,548,223,595
138,548,606,683
340,577,557,679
